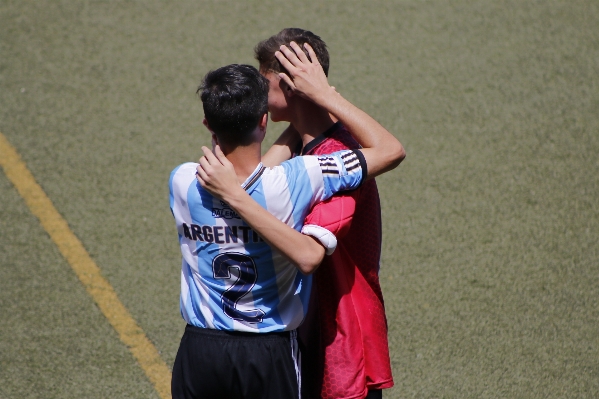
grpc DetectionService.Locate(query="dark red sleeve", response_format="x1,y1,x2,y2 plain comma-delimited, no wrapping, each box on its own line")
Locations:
304,190,359,239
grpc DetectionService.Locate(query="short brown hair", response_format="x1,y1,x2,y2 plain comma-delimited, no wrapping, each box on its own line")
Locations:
254,28,330,76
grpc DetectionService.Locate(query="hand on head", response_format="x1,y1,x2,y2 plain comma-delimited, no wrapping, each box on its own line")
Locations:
275,42,336,104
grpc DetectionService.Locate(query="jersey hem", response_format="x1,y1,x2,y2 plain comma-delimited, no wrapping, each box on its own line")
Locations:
366,378,394,390
325,387,368,399
324,379,394,399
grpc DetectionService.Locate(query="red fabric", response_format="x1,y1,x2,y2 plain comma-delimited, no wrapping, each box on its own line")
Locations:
298,126,393,399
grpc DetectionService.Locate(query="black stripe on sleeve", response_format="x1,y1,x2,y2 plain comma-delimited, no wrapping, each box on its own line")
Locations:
352,149,367,186
345,162,361,172
318,156,340,174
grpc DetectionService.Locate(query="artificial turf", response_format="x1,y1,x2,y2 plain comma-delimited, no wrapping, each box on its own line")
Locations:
1,1,598,397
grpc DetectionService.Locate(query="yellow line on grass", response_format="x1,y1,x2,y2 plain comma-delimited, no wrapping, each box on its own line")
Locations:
0,132,171,399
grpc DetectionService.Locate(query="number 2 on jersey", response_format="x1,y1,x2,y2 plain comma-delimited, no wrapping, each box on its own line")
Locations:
212,253,265,323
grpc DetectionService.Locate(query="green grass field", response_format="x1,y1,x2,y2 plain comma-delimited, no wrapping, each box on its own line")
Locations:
1,1,598,397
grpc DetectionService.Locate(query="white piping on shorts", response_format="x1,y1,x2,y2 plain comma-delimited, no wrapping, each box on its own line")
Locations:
290,329,301,399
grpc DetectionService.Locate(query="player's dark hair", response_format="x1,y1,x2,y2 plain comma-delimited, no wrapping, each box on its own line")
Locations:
198,64,269,146
255,28,330,77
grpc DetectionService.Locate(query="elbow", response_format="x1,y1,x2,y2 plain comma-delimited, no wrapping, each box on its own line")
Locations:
394,143,407,166
296,252,325,275
298,264,319,275
384,141,406,172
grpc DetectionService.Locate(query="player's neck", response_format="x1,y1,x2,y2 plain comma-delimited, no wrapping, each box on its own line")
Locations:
222,143,262,184
290,100,336,149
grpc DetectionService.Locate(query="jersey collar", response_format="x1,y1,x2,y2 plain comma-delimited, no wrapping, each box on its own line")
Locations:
300,121,343,155
241,163,266,191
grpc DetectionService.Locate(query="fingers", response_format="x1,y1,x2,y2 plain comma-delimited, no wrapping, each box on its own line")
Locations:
197,147,214,183
278,43,303,66
289,41,310,64
275,41,329,99
279,42,319,67
201,146,220,165
213,145,233,168
278,72,295,89
195,165,208,186
197,145,234,186
303,43,320,66
276,42,314,71
275,49,297,75
198,154,210,170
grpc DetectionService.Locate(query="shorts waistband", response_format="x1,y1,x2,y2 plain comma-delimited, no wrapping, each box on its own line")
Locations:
185,324,292,340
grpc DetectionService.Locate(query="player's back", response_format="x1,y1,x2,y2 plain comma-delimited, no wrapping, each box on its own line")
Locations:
169,150,365,334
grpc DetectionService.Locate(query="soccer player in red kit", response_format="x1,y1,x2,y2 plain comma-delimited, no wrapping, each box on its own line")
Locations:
256,29,396,399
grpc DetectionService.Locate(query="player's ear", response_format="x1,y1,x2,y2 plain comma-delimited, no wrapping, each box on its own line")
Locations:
280,78,294,98
285,83,295,98
259,113,268,131
255,114,268,142
203,118,212,131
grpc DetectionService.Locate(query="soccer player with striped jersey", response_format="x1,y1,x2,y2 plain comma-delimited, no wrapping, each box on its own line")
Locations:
170,45,404,399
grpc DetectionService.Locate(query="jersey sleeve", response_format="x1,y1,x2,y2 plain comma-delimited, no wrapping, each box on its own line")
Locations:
304,191,358,238
275,149,365,233
313,149,366,200
301,192,358,255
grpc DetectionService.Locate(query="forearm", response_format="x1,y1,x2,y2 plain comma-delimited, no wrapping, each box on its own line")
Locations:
195,144,325,274
261,124,301,167
312,90,406,178
224,188,325,274
274,42,406,178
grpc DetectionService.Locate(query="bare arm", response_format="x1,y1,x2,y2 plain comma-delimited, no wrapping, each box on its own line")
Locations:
196,145,326,275
261,124,301,167
275,42,406,179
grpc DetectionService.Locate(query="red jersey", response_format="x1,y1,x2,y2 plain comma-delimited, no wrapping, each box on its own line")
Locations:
298,123,394,399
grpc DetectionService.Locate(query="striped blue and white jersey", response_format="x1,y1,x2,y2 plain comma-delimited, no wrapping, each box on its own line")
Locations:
169,150,366,333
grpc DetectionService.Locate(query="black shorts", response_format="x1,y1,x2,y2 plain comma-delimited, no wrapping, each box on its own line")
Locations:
172,324,300,399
